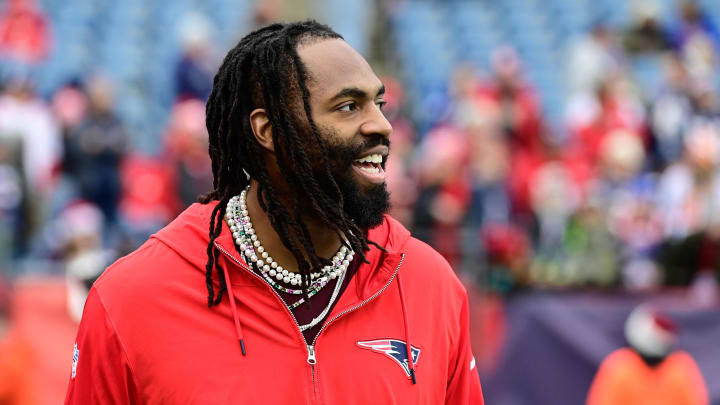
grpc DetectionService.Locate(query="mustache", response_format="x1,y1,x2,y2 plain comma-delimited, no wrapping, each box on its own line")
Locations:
344,135,391,158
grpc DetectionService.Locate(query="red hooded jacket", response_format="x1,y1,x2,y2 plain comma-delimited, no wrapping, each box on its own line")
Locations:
64,202,484,404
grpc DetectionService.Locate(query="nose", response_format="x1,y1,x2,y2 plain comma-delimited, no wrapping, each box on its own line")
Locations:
360,104,392,140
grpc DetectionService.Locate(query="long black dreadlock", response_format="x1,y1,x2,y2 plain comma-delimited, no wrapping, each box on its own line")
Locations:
200,21,382,308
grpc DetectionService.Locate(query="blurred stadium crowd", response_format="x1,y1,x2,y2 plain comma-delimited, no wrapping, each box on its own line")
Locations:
1,0,720,402
388,0,720,296
0,0,720,291
0,0,717,292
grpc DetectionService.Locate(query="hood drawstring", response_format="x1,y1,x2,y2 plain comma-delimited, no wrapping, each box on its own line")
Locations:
396,271,417,385
222,266,247,356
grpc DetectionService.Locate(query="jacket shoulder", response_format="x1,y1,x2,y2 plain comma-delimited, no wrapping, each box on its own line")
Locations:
400,236,467,299
92,237,194,310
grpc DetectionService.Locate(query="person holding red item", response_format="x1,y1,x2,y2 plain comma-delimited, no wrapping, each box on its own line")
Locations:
65,21,483,404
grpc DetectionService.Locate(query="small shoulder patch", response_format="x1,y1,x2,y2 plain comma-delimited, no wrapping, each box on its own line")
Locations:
72,343,80,379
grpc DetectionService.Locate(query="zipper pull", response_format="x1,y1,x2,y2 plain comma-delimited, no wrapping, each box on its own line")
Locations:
307,345,317,365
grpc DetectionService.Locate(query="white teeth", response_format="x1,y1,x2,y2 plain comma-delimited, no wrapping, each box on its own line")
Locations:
358,165,380,174
354,153,383,164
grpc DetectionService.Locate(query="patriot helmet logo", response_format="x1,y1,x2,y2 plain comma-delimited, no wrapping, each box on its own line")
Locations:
357,339,421,379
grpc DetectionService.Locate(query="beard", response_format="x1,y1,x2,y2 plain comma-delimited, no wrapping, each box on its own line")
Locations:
316,127,391,229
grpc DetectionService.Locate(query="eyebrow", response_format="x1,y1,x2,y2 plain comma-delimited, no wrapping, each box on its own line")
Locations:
329,84,385,103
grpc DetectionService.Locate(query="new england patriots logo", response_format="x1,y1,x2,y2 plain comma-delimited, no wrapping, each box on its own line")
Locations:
357,339,421,379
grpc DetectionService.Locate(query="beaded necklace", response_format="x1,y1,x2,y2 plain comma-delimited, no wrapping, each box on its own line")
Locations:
224,186,353,320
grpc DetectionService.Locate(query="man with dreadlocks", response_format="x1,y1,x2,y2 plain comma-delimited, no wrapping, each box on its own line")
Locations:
65,21,484,404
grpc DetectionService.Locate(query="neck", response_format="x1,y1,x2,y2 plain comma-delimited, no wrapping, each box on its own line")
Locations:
244,180,343,273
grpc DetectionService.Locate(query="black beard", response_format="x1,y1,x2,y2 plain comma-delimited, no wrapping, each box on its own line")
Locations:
335,170,390,229
319,128,390,229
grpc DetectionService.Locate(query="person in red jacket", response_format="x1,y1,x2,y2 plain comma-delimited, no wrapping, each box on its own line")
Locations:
65,21,484,404
587,305,708,405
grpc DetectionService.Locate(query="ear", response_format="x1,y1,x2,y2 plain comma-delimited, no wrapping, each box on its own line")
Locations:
249,108,274,152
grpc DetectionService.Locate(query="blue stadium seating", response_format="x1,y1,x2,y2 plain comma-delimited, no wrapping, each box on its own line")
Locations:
3,0,720,151
391,0,720,132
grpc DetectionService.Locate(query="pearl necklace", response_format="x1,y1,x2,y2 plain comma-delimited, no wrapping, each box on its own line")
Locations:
224,186,353,305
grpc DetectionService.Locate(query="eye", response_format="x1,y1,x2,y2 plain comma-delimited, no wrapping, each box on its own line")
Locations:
376,100,387,110
338,102,357,112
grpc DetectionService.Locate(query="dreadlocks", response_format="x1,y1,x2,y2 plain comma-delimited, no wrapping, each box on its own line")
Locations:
200,20,380,308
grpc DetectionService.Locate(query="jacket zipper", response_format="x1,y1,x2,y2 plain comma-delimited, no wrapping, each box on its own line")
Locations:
214,243,320,399
310,253,405,349
216,243,405,402
305,253,405,400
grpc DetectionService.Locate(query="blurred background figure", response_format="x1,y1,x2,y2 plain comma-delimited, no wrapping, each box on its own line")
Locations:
670,0,718,83
587,305,708,405
162,98,212,208
175,13,217,102
62,77,127,228
567,23,624,95
0,78,60,262
623,1,672,55
0,271,34,405
58,201,111,322
0,0,50,69
0,0,719,403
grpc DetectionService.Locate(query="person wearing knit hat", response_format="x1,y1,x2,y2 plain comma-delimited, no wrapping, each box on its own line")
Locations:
587,305,709,405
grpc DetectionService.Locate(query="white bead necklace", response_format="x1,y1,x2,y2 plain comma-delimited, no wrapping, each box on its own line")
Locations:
224,186,353,308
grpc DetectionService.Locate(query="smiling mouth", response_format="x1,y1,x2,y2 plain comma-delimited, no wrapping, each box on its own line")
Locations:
351,153,386,184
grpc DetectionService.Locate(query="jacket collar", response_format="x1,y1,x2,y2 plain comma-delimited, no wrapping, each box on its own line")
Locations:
153,201,411,303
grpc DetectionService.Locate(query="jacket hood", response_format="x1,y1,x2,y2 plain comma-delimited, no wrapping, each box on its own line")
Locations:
152,201,412,296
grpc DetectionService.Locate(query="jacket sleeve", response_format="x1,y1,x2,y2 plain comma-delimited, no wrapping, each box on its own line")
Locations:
64,287,140,405
445,293,484,405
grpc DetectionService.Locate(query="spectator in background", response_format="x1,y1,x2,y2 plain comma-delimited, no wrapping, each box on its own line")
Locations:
251,0,282,29
162,98,212,207
567,23,624,95
529,161,580,256
658,208,720,297
531,191,619,288
482,222,530,291
569,76,647,169
478,47,543,156
622,1,671,55
0,79,60,256
58,201,112,323
0,78,60,196
0,142,23,263
597,131,665,289
649,55,694,168
0,272,34,405
466,128,511,230
0,0,50,66
671,0,719,83
50,82,89,209
656,125,720,293
476,48,546,227
656,119,720,239
64,77,128,226
52,83,89,150
378,76,418,228
412,126,471,269
587,305,708,405
175,13,216,101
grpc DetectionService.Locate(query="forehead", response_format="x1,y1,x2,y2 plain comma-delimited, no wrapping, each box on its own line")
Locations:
298,39,382,100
